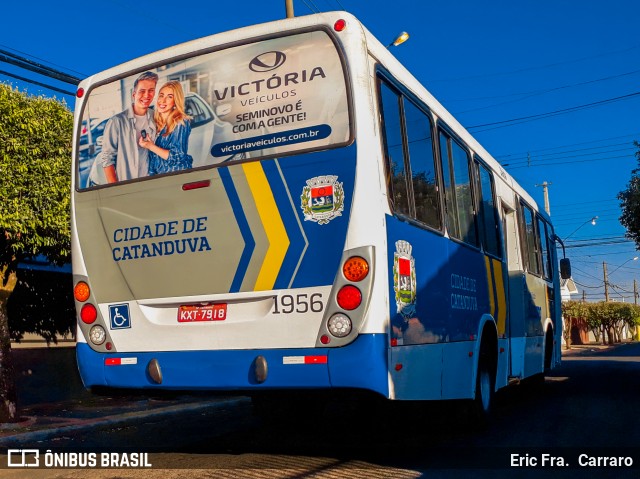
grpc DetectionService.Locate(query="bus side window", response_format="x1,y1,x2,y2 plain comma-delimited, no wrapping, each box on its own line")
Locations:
439,131,478,246
537,217,552,280
378,81,411,217
475,160,502,257
520,202,541,275
404,100,441,230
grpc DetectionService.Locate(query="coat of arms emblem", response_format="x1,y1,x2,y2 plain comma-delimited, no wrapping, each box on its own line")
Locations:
301,175,345,225
394,240,417,318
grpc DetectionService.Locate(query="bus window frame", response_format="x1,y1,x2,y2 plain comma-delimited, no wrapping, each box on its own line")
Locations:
473,155,503,260
536,216,554,282
518,199,542,277
75,26,355,192
436,122,480,250
375,69,445,235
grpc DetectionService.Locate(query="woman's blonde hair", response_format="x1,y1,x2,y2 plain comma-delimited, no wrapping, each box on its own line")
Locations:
154,81,192,136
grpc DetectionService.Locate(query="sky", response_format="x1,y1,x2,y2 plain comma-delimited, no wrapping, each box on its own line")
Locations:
2,0,639,302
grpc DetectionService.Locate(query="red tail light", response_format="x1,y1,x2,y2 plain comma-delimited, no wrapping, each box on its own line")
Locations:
80,304,97,324
336,285,362,311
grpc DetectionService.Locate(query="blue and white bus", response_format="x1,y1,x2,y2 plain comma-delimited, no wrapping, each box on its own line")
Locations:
72,11,565,419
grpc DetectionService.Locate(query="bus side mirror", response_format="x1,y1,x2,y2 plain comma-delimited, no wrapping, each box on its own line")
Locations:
560,258,571,280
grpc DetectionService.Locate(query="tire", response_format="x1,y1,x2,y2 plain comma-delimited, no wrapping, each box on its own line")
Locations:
526,331,554,388
544,330,554,373
470,347,495,428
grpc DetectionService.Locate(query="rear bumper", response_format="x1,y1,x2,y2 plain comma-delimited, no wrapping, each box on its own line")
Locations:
77,333,389,397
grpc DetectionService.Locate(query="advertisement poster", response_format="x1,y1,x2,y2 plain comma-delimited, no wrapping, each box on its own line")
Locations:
78,30,350,188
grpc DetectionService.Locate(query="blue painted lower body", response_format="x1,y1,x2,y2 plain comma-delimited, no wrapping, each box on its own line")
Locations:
77,334,389,397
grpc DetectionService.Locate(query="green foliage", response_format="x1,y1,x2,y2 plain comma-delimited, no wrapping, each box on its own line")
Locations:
562,301,640,345
618,141,640,247
0,83,73,272
561,300,589,321
0,83,73,342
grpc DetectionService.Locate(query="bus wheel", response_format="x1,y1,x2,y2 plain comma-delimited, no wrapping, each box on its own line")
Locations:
470,346,495,427
527,330,554,387
544,329,554,372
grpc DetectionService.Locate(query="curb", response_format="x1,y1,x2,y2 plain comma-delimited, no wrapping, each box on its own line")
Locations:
0,397,249,447
562,341,636,357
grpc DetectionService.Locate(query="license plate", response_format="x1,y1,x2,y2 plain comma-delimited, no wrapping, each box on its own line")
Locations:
178,303,227,322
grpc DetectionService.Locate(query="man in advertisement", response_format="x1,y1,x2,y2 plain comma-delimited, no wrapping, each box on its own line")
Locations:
99,71,158,183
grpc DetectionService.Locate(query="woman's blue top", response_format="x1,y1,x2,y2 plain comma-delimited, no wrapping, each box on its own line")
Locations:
148,121,193,175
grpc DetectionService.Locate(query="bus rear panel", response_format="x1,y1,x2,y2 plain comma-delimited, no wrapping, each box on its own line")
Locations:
73,20,388,396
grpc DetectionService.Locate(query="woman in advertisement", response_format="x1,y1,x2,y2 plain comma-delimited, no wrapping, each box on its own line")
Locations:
139,80,193,175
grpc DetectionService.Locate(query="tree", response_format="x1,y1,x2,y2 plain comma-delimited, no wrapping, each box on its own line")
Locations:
618,141,640,247
0,84,72,422
611,303,640,342
584,304,602,343
561,300,589,349
584,302,638,345
597,302,618,345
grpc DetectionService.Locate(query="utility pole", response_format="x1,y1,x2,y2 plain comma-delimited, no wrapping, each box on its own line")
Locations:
635,280,640,341
603,261,611,344
285,0,294,18
535,181,551,216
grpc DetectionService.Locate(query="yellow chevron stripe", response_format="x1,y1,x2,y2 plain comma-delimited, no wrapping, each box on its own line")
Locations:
242,162,290,290
484,256,496,318
492,259,507,336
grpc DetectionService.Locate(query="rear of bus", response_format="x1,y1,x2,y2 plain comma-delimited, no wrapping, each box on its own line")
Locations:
72,13,390,397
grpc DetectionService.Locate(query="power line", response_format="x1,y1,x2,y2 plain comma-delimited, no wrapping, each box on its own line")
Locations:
498,142,635,164
566,235,629,243
0,43,86,77
0,69,75,96
0,48,80,85
570,249,639,258
449,69,640,104
300,0,321,13
573,280,604,289
505,153,633,170
502,146,635,168
466,91,640,131
495,133,639,160
453,69,640,114
572,266,605,283
565,238,633,249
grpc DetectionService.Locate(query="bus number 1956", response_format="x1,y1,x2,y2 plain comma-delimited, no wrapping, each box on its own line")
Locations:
273,293,324,314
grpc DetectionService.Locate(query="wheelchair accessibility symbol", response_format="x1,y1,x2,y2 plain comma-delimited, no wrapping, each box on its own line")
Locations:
109,304,131,330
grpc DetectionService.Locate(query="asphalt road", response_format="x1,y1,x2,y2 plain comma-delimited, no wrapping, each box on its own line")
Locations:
2,343,639,478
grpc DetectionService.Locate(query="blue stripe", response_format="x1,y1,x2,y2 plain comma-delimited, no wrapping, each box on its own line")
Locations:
261,160,306,290
219,167,255,293
76,334,388,397
273,145,358,289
